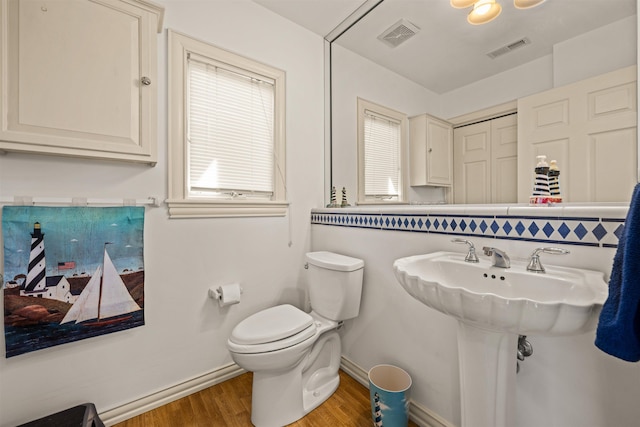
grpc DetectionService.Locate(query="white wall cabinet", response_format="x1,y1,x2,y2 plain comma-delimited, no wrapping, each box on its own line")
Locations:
453,114,517,204
517,66,637,202
0,0,164,165
409,113,453,187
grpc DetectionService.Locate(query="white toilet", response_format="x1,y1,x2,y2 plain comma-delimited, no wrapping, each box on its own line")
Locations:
227,251,364,427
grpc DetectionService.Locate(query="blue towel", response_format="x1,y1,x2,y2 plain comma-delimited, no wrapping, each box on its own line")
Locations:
595,183,640,362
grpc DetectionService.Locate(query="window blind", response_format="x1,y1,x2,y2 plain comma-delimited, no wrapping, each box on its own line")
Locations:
187,55,275,199
363,109,401,199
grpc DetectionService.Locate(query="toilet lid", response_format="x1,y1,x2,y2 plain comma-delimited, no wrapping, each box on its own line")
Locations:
306,251,364,272
230,304,314,345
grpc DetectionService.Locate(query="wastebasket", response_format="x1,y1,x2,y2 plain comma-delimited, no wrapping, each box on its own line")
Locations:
369,364,412,427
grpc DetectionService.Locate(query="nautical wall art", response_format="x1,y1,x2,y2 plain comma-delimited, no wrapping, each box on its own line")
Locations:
2,206,145,357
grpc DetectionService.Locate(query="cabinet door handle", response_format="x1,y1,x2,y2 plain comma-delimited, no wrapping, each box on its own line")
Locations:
428,148,433,153
141,76,151,86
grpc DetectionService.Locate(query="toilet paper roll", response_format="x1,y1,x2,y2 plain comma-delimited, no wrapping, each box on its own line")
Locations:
218,283,242,307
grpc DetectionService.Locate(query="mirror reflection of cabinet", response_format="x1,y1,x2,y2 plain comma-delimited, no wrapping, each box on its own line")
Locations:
0,0,164,165
517,66,637,202
453,114,518,204
409,114,453,187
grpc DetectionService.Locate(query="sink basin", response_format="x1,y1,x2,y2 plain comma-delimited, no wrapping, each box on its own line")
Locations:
393,251,608,335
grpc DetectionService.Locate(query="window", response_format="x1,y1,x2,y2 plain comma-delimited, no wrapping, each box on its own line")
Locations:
168,30,287,218
357,98,408,204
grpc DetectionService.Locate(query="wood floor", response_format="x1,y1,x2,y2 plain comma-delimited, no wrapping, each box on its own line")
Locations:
114,369,419,426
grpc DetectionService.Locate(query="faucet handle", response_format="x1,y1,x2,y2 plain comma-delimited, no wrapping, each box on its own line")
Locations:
531,247,570,256
527,247,570,273
451,238,479,263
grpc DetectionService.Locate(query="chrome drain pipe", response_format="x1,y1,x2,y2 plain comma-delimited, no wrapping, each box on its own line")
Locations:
516,335,533,373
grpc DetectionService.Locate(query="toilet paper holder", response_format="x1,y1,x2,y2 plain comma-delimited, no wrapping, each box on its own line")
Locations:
209,283,243,306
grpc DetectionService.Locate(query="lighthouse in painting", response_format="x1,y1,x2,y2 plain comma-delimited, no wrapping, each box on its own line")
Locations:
20,222,74,303
24,222,46,293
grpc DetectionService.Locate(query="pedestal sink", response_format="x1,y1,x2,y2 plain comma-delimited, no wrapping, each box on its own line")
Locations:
393,251,607,427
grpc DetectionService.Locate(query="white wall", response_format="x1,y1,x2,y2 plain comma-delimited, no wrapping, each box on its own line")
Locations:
440,55,553,119
554,15,637,87
312,213,640,427
0,1,325,425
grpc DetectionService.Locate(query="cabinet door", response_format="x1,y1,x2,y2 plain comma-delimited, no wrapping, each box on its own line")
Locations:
426,116,453,185
0,0,162,164
410,114,453,187
517,66,637,202
453,121,491,204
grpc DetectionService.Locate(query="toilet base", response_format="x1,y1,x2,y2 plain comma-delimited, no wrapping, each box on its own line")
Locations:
250,330,341,427
251,363,308,427
303,366,340,415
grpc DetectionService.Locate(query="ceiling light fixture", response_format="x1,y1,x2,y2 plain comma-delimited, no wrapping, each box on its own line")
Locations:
467,0,502,25
453,0,544,25
514,0,546,9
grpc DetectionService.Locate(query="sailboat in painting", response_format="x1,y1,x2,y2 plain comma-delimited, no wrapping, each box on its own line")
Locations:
61,245,141,326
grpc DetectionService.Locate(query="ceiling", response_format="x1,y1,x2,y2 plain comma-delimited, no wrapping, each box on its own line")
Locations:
253,0,637,94
253,0,368,38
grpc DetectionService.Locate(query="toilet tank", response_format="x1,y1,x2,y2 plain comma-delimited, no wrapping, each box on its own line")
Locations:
306,251,364,321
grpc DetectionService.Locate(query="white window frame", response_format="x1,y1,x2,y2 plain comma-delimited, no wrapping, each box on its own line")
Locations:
357,98,408,204
167,30,287,218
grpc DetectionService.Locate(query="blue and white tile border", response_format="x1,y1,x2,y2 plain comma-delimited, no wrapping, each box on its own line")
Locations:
311,205,628,248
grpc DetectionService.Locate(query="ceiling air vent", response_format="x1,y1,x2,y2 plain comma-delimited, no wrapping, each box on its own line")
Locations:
487,37,531,59
378,19,420,48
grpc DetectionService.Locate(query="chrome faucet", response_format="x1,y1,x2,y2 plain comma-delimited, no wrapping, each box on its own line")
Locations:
527,247,570,273
482,247,510,268
451,238,479,263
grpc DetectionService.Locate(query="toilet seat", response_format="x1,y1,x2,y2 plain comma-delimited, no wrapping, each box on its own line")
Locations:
228,304,317,354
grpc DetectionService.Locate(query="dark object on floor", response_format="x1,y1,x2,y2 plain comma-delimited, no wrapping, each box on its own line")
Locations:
17,403,105,427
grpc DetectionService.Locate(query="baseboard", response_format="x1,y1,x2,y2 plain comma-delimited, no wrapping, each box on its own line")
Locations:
99,357,453,427
340,356,455,427
99,363,245,426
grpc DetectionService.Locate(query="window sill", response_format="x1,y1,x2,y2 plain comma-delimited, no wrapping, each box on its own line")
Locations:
166,199,289,218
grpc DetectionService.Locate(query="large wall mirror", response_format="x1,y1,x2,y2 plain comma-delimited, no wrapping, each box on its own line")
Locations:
330,0,638,205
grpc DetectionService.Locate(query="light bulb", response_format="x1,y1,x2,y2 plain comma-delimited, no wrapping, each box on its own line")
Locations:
475,3,492,15
468,0,502,25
